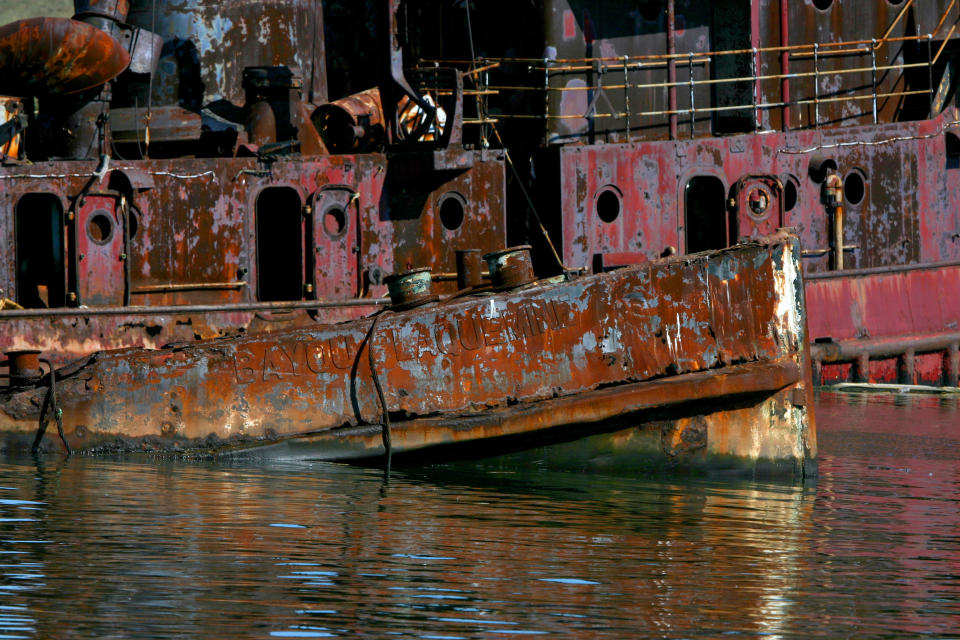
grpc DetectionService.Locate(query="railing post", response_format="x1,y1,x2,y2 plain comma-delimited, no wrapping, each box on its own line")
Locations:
927,33,935,116
814,42,820,128
753,47,760,130
667,0,677,140
689,52,696,137
780,0,791,130
871,39,878,124
543,58,550,145
623,55,631,140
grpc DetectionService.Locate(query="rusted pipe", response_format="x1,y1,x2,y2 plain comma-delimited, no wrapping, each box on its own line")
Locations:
811,332,960,363
833,204,844,270
0,299,389,319
455,249,484,290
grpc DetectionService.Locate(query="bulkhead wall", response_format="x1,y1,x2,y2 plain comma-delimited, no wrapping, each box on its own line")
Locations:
125,0,328,108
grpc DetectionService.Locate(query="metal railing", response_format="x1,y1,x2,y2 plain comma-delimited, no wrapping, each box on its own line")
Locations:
417,0,959,143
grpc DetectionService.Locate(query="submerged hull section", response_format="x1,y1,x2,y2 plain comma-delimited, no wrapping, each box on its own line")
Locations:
0,232,816,479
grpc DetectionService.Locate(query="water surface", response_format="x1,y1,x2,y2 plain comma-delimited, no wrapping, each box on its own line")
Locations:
0,391,958,638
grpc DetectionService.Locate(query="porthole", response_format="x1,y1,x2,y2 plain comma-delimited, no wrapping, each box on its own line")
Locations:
844,170,866,206
596,186,622,223
86,211,114,245
784,178,799,212
323,205,347,237
438,192,466,231
812,0,833,10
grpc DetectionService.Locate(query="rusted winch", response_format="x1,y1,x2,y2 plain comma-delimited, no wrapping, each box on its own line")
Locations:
483,245,536,290
384,268,438,310
3,350,43,386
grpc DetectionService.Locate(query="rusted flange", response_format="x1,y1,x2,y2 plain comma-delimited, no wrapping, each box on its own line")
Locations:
4,350,42,386
483,245,536,291
384,268,438,311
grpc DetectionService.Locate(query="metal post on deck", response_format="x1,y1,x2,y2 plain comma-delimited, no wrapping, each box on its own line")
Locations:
927,34,935,116
689,52,695,137
623,55,631,140
753,47,761,130
814,42,820,127
871,39,879,124
543,58,550,145
780,0,791,130
667,0,678,140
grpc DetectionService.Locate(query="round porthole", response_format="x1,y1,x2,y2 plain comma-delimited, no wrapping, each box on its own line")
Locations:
438,192,466,231
745,184,775,221
86,211,114,245
844,170,866,206
784,178,799,212
323,205,347,237
596,186,622,223
813,0,833,10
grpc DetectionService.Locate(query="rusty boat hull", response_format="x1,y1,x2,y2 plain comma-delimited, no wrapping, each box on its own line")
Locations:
0,232,816,479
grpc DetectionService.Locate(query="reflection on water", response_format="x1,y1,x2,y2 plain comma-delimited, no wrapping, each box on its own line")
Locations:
0,392,957,638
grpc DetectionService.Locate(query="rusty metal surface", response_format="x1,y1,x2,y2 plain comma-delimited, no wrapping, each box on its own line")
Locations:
0,150,507,361
0,232,813,477
550,109,960,274
807,261,960,386
125,0,328,107
0,17,130,96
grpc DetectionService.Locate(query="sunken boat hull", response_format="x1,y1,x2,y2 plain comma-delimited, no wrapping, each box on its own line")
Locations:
0,232,816,479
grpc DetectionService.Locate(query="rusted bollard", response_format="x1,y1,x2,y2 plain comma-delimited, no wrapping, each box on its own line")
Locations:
4,350,43,386
384,268,437,310
483,245,535,291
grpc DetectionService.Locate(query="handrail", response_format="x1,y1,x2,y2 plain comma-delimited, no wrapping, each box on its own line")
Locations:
417,1,959,137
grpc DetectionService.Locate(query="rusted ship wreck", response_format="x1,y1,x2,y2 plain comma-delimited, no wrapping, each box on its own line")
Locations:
0,0,957,392
1,234,816,478
0,1,817,475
